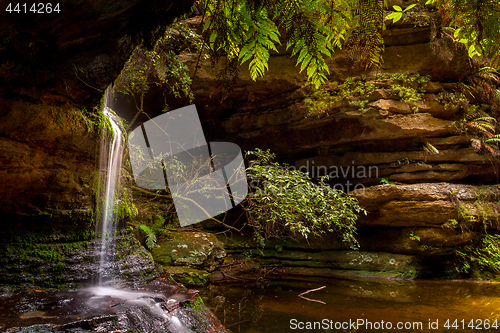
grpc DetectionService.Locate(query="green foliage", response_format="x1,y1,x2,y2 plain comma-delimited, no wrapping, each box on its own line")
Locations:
386,4,417,23
117,200,139,221
409,231,421,242
443,219,460,229
436,91,468,110
135,224,157,250
303,73,431,116
202,0,383,88
236,7,280,81
380,178,395,185
81,106,114,138
435,0,500,66
391,84,423,112
114,21,197,129
345,0,385,69
458,108,500,156
304,76,376,115
455,233,500,274
243,148,366,248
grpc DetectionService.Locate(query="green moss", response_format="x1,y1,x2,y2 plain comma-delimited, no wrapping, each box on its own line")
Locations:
303,72,432,117
165,266,210,286
56,114,66,129
80,100,114,137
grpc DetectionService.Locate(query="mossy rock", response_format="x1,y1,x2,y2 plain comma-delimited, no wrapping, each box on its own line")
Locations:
256,249,422,278
164,266,210,286
152,231,226,271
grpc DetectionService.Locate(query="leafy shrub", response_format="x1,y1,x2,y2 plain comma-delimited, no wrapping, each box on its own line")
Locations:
243,149,366,248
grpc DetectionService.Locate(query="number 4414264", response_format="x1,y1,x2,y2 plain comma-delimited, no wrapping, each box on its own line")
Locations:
6,3,60,13
444,319,498,330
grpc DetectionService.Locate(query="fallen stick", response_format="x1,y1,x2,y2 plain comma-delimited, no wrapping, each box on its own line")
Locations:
298,285,326,304
299,294,326,305
298,285,326,297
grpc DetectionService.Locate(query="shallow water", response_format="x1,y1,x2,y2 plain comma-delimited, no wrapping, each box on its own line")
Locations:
201,277,500,333
0,279,226,332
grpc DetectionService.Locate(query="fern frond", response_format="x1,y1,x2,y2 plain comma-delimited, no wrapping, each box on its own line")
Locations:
238,7,280,81
478,66,500,82
135,224,157,250
345,0,385,69
485,134,500,144
145,232,157,250
484,143,500,157
466,121,496,136
472,116,497,123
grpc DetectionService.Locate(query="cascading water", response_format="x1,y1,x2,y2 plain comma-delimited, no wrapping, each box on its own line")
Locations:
0,89,229,332
96,92,124,285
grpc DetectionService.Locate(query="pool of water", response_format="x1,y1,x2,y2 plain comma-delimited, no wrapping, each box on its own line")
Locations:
200,277,500,333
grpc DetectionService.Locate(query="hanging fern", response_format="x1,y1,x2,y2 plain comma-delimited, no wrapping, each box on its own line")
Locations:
465,116,497,137
202,0,358,89
486,134,500,144
345,0,386,69
238,7,280,81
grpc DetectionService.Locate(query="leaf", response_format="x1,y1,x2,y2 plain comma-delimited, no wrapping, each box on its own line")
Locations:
209,32,217,44
393,5,402,11
386,12,402,23
403,4,416,12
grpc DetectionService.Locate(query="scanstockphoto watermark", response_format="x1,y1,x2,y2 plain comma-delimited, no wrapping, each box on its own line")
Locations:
248,161,379,195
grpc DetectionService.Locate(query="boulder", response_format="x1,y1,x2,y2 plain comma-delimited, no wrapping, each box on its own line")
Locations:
352,183,500,230
152,231,226,272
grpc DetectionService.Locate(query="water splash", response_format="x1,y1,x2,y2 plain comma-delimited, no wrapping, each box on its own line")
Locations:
96,101,124,284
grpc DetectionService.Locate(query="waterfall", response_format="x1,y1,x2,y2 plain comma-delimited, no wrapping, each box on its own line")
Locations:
96,95,124,285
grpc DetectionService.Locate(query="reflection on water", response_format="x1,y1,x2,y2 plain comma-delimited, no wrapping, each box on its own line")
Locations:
201,278,500,333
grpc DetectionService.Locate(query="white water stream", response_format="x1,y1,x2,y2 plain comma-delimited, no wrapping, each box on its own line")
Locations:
97,105,124,284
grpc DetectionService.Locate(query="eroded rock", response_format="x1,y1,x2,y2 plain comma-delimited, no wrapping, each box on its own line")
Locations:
152,231,226,272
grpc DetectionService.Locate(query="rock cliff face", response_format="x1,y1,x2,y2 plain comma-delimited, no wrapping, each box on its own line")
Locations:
173,13,500,279
187,24,495,185
1,1,499,284
0,1,193,287
0,0,193,227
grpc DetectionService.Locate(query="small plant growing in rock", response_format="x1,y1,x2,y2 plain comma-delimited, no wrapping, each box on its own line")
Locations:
442,219,460,229
454,234,500,274
135,224,157,250
423,142,439,155
390,84,423,112
458,108,500,156
380,178,395,185
385,4,417,23
409,231,420,242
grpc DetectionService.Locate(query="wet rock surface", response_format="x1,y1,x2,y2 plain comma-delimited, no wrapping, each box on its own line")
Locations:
152,231,226,286
0,229,157,289
153,231,226,270
0,0,194,228
0,278,227,333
